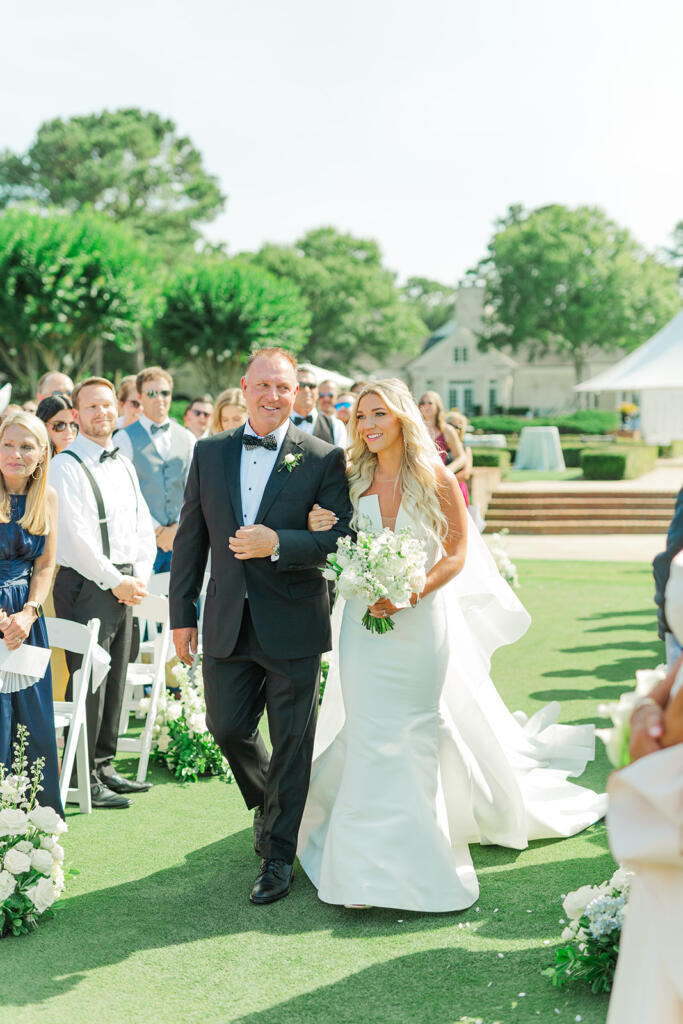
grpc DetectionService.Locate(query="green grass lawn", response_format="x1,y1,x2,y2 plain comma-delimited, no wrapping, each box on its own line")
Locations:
1,562,662,1024
502,469,584,482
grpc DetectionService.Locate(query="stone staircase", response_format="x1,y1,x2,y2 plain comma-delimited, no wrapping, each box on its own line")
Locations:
484,489,677,534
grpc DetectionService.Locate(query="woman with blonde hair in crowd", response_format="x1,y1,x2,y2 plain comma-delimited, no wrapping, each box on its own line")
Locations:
299,379,604,911
0,411,63,815
417,388,464,459
36,394,78,455
211,387,248,434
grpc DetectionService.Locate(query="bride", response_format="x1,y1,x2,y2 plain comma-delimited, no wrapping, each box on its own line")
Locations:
297,379,606,912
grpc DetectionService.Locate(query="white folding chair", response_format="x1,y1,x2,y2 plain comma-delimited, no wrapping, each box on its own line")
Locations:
117,593,171,782
46,616,100,814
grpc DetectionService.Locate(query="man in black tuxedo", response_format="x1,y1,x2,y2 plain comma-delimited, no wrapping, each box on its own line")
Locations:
170,347,353,905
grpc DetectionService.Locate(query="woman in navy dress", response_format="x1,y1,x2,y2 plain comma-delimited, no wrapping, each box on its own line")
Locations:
0,410,63,816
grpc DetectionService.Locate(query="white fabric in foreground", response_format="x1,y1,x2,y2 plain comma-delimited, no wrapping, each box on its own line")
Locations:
0,643,51,693
299,495,606,912
607,747,683,1024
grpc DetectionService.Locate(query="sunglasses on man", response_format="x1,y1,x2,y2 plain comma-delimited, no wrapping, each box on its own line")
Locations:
319,391,335,398
51,389,73,398
297,381,317,390
190,409,211,417
144,389,172,398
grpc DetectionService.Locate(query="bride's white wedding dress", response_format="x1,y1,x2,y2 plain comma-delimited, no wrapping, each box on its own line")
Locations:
297,495,607,911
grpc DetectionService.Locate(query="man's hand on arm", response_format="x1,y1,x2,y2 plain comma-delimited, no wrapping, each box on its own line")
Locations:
229,525,279,560
173,627,198,666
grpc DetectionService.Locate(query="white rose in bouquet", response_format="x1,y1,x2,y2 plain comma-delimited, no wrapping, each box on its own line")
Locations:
14,840,34,855
51,863,65,895
0,868,17,902
562,883,604,920
166,702,183,722
3,846,32,875
0,807,29,837
31,848,55,876
50,843,65,864
26,876,56,914
28,804,66,835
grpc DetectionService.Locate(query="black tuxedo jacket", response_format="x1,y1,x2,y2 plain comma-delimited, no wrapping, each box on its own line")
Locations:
169,422,353,659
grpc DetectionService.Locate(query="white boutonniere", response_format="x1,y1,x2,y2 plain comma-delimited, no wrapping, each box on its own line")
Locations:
278,451,303,473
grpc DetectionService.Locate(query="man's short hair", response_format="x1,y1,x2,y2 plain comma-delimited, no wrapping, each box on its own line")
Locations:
245,347,297,375
71,377,117,408
295,364,318,381
136,367,174,393
319,379,337,392
37,370,72,394
185,394,214,415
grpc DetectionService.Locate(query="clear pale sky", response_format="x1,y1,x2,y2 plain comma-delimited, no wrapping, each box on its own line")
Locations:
4,0,683,284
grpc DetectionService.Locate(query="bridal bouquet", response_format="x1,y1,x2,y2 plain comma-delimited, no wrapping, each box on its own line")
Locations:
141,663,233,784
0,726,67,938
543,866,633,993
324,526,428,634
596,664,666,768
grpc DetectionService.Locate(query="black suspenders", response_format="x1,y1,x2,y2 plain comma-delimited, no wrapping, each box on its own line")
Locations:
64,450,138,559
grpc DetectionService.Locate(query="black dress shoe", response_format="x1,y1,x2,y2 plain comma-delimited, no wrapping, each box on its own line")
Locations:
90,780,131,809
253,807,265,856
250,859,293,905
97,770,152,794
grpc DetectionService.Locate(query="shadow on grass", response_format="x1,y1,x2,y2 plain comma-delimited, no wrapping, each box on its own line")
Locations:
540,655,659,684
529,685,624,702
0,826,611,1012
561,640,661,654
230,946,610,1024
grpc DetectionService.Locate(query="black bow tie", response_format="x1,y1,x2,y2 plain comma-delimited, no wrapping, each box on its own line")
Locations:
100,447,119,463
242,433,278,451
293,415,313,425
151,422,170,434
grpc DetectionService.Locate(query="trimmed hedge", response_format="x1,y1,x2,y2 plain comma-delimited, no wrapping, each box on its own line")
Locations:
472,449,511,469
580,446,658,480
469,410,619,435
659,440,683,458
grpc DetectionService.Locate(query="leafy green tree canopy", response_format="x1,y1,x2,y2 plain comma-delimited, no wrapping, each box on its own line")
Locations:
249,227,427,371
402,276,457,332
470,204,680,382
0,109,225,255
150,257,311,390
0,207,158,395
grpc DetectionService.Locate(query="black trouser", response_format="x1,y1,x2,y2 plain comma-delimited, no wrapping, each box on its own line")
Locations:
53,565,133,776
202,602,320,864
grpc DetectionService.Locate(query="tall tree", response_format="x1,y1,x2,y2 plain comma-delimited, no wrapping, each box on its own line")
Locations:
0,208,159,396
0,109,225,256
402,276,457,332
470,204,680,383
149,257,310,390
248,227,427,371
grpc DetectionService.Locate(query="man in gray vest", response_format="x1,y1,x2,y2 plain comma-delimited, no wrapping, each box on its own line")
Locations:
116,367,196,573
290,366,346,448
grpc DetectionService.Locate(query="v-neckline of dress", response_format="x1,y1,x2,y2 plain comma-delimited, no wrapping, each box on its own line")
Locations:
361,492,404,534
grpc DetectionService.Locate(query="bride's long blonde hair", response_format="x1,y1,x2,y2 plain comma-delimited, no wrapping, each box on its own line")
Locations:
346,379,448,543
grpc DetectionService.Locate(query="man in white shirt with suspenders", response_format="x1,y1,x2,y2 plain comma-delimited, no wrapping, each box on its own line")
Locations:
50,377,156,808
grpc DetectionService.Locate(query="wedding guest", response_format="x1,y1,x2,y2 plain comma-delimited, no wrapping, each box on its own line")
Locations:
211,388,248,435
0,411,63,816
36,395,78,455
317,380,338,417
334,392,355,426
350,380,368,395
116,367,195,574
50,377,156,808
22,400,38,415
447,410,473,507
116,375,142,430
418,392,466,469
291,366,346,447
0,404,23,423
36,371,73,404
184,395,214,440
606,554,683,1024
653,484,683,668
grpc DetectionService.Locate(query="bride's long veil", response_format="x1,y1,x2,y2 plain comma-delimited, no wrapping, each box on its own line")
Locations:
316,519,606,849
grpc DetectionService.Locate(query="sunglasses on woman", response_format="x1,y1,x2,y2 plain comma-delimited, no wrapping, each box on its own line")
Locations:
49,421,78,433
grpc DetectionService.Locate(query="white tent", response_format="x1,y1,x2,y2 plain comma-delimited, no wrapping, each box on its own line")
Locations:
576,310,683,444
297,362,353,389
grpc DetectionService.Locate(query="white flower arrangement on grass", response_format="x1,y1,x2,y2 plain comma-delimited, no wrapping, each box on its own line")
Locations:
596,664,666,768
543,866,633,994
139,663,233,784
323,524,428,634
0,725,67,938
488,528,520,589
